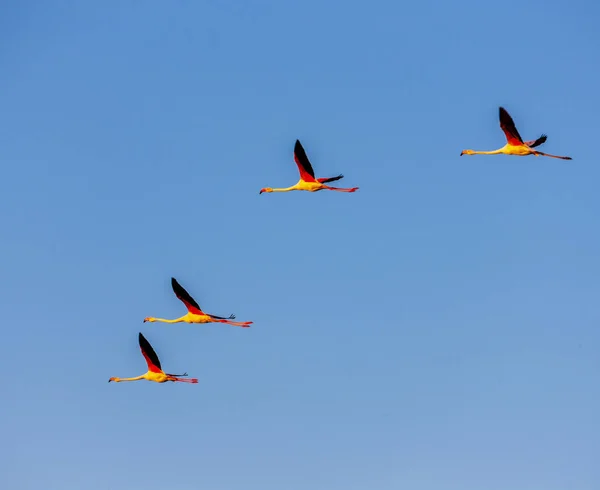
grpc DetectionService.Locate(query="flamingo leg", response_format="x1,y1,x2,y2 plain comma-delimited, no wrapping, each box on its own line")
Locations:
323,185,359,193
170,377,199,383
534,151,572,160
216,319,253,327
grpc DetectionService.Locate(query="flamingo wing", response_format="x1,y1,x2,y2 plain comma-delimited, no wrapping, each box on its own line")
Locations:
171,277,204,315
208,313,236,320
525,134,547,148
294,140,317,182
317,174,344,184
499,107,524,145
138,332,163,373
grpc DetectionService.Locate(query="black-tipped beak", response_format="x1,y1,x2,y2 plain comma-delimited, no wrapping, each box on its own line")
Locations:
259,190,264,194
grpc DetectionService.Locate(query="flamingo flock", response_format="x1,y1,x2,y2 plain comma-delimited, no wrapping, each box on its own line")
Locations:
109,108,572,386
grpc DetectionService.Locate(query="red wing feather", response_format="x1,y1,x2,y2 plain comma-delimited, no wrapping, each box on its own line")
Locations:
499,107,524,145
293,140,317,182
138,332,163,373
171,277,204,315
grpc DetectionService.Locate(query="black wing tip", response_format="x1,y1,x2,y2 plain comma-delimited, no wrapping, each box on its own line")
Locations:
294,139,314,160
138,332,162,369
171,277,183,291
320,174,344,183
166,372,188,377
208,313,236,320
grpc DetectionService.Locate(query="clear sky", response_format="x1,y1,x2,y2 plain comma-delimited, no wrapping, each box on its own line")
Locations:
1,1,599,489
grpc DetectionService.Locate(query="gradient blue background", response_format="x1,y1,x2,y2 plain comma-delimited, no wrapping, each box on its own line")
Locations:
1,1,599,489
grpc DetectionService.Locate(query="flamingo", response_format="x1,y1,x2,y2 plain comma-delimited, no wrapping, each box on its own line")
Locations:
460,107,572,160
108,332,198,384
143,277,253,327
259,140,359,194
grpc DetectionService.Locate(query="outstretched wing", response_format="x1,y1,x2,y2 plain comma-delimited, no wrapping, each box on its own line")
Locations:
293,140,317,182
525,134,547,148
317,174,344,184
208,313,236,320
499,107,524,145
171,277,204,315
138,332,163,373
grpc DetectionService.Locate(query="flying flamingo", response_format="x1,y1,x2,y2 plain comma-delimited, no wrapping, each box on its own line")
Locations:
108,332,198,384
259,139,359,194
143,277,253,327
460,107,572,160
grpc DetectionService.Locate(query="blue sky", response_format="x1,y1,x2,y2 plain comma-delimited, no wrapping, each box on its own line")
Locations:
1,1,599,489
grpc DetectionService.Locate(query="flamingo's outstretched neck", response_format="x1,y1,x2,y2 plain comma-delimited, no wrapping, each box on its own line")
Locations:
143,316,186,324
461,149,503,156
475,150,503,155
109,375,145,382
